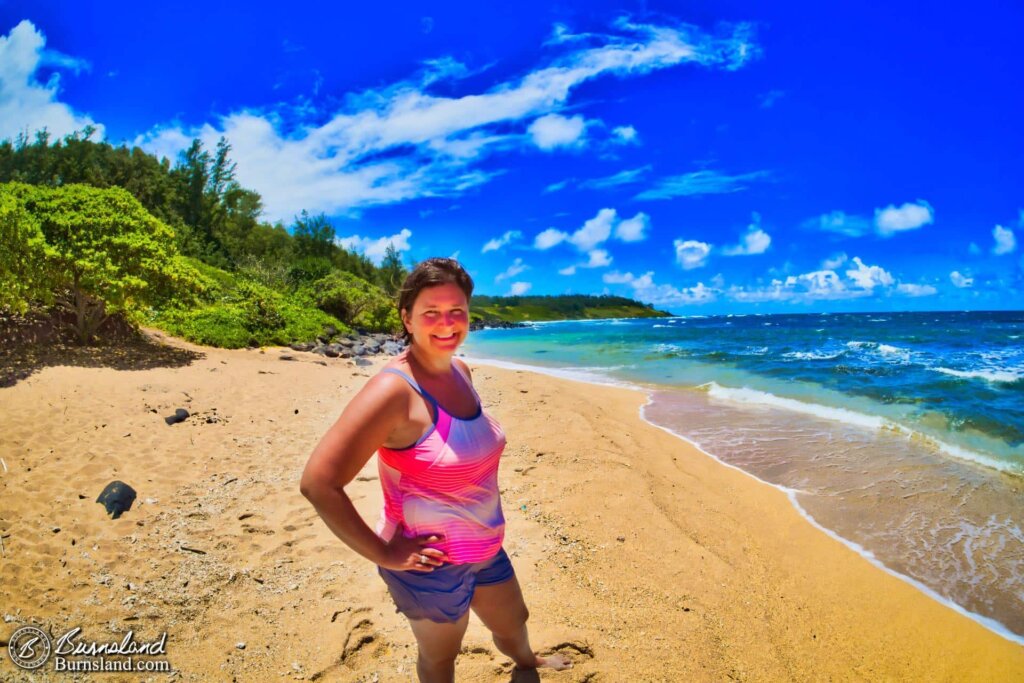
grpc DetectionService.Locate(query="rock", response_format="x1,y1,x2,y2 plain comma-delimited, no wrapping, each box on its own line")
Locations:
278,355,297,362
96,481,138,519
311,344,327,356
382,340,402,356
338,338,356,348
324,344,342,358
355,358,373,367
352,344,366,356
362,338,381,353
289,342,315,352
164,408,190,425
469,320,529,331
236,642,246,650
323,325,338,338
339,349,353,359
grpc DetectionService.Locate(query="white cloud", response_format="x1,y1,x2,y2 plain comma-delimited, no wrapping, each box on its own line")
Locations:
335,228,411,264
821,252,848,270
968,242,981,255
543,179,571,193
674,239,712,270
636,169,769,201
614,212,649,242
557,246,614,274
845,256,894,290
495,257,529,282
528,113,587,150
534,227,569,250
727,256,931,303
721,213,770,256
730,270,849,303
579,166,651,190
602,271,635,284
571,208,615,250
508,281,531,296
602,270,715,306
874,200,934,236
808,202,933,238
0,20,104,142
482,229,522,253
950,271,973,288
896,283,938,297
582,249,612,268
535,207,647,256
993,224,1016,255
611,125,638,143
135,18,758,222
806,210,872,237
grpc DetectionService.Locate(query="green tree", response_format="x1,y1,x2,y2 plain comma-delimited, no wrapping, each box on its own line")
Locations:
301,270,401,333
6,182,200,344
292,210,336,260
0,188,56,313
379,243,407,296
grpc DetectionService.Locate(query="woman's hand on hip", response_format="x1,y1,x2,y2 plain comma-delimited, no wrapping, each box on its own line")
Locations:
381,521,448,572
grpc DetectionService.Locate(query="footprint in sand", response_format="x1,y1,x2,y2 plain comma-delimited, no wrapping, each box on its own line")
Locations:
309,615,381,681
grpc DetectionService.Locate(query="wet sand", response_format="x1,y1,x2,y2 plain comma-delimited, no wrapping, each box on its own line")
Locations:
1,330,1022,681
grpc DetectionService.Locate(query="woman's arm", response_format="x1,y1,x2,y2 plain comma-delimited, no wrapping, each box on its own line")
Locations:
299,374,446,570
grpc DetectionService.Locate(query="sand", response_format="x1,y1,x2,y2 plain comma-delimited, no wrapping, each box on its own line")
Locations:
1,330,1022,682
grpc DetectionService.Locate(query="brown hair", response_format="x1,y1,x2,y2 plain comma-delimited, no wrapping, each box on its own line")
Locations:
397,257,474,344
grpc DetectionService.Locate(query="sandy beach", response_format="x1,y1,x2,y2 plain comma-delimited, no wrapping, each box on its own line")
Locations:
2,331,1023,682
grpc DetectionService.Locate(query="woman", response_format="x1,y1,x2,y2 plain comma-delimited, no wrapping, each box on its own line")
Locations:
300,258,571,682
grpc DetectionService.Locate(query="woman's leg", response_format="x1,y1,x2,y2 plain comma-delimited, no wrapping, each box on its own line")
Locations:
407,611,470,683
470,576,572,671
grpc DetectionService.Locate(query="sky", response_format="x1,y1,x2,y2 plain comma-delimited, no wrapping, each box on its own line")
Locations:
1,1,1022,314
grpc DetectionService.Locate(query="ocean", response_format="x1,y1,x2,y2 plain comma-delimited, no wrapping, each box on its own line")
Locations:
463,310,1024,644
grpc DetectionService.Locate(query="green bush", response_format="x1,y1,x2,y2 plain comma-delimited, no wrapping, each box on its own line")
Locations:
235,281,286,334
152,277,350,348
0,189,56,313
301,270,400,333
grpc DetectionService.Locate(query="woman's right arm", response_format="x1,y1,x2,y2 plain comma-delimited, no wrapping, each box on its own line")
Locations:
298,374,445,570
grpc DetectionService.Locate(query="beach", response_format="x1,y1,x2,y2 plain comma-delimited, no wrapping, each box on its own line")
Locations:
1,330,1022,682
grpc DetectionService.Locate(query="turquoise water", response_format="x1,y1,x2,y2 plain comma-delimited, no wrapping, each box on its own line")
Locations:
464,311,1024,643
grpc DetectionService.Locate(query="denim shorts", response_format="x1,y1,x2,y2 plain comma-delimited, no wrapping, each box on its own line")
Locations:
377,548,516,623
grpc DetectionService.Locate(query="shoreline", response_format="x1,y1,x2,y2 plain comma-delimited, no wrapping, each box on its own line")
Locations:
467,352,1024,648
1,337,1022,680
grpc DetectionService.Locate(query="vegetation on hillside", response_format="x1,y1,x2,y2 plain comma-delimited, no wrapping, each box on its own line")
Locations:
1,128,666,347
471,294,670,322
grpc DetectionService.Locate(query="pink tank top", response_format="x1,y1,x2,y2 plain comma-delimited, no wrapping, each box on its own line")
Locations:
374,366,507,564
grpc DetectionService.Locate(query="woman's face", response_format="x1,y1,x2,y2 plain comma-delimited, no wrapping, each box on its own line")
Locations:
402,283,470,354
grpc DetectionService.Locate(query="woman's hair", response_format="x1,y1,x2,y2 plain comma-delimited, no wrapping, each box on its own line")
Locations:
397,257,474,343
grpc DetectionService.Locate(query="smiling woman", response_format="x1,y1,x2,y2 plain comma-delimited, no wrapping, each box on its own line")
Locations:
300,257,571,681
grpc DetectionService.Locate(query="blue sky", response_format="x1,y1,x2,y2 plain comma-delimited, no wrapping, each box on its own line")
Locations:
2,1,1022,313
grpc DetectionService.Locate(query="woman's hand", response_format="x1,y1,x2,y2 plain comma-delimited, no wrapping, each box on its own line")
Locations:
380,521,448,572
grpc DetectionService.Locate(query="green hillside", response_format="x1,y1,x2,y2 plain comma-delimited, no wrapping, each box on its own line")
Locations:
471,294,670,323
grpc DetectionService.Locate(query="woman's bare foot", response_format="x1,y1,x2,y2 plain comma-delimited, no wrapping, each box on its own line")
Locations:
516,655,573,671
536,652,572,670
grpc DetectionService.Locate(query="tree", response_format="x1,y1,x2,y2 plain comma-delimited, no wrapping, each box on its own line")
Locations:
379,243,407,296
7,182,199,344
292,210,336,260
301,270,401,333
0,188,56,313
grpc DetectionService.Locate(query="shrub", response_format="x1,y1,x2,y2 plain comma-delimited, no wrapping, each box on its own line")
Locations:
301,270,400,333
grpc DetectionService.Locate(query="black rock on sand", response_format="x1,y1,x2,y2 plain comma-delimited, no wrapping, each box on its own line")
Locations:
96,480,137,519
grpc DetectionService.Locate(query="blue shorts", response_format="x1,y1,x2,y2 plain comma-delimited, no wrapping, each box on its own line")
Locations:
377,548,516,623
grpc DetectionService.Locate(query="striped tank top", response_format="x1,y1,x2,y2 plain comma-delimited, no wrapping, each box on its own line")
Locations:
374,365,507,564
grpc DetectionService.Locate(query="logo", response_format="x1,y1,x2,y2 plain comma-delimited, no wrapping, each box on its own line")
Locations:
8,625,52,670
